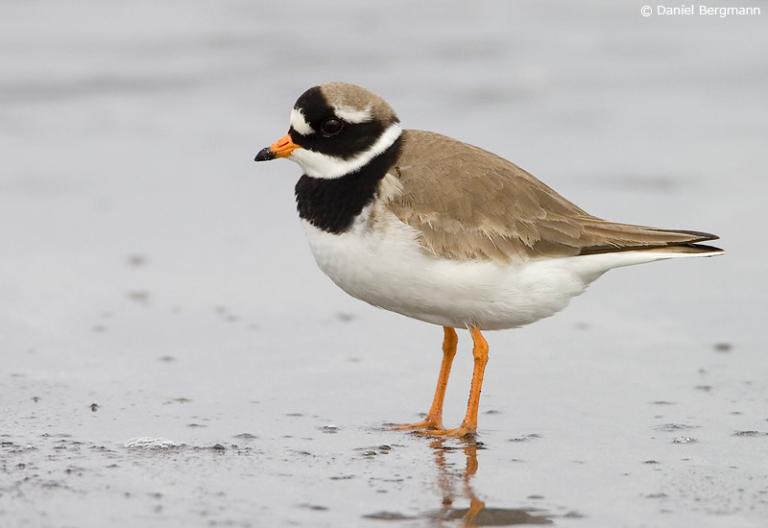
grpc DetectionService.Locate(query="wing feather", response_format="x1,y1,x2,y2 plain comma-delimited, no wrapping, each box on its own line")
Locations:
386,130,718,262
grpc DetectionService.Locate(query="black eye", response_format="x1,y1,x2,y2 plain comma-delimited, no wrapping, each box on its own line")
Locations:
320,118,343,136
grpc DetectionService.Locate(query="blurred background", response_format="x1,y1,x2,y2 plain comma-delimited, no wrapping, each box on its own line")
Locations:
1,1,766,527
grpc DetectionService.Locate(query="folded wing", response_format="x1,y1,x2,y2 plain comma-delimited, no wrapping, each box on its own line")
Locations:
387,130,720,262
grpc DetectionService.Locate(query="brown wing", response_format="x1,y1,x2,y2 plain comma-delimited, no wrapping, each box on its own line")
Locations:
386,130,718,262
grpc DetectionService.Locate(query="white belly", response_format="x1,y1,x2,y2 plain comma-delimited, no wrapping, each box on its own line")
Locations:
301,209,595,330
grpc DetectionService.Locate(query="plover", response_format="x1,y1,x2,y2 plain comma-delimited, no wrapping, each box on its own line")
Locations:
254,82,722,437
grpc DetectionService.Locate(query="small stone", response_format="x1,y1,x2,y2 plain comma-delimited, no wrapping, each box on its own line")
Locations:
127,290,150,304
733,431,768,437
654,423,698,432
298,503,328,511
714,342,732,352
127,254,147,267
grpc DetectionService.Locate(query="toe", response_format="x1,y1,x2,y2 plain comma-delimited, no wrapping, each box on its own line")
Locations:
390,420,442,431
417,426,476,438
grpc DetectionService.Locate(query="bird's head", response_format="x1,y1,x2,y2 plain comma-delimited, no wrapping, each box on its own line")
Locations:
254,82,401,179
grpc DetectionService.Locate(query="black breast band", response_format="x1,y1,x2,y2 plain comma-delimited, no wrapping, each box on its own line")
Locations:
294,137,402,234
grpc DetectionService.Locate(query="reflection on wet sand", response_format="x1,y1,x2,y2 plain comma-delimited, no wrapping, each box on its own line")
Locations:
426,438,552,527
363,436,554,525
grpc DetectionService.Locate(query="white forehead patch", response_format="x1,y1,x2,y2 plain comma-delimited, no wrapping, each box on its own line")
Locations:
334,105,372,124
290,107,314,135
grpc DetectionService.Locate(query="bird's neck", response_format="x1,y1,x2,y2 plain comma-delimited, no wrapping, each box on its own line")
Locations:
294,137,402,234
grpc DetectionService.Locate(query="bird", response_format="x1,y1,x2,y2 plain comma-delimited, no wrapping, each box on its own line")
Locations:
253,82,722,437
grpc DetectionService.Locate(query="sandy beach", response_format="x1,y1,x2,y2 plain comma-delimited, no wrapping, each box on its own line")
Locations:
1,1,767,526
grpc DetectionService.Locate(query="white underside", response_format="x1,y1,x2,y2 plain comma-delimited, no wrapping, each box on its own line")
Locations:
302,206,719,330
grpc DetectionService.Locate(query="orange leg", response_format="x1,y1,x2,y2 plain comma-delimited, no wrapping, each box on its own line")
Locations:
421,326,489,438
393,326,458,431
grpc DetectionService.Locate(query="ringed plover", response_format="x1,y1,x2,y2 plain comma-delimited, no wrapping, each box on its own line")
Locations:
254,82,722,437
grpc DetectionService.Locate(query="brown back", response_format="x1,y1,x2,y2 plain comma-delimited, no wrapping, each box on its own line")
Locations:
386,130,717,262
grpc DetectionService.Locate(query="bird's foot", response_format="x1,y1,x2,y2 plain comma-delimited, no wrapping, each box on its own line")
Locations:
415,424,476,439
389,418,443,432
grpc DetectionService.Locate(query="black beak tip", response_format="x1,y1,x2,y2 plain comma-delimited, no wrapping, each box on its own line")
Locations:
254,147,275,162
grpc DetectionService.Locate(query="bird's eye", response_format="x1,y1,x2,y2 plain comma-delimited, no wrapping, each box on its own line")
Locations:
320,118,344,136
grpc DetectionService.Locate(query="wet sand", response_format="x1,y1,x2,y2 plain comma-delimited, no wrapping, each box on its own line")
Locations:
1,1,767,526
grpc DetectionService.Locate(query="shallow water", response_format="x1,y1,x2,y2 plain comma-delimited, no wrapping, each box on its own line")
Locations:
1,1,767,527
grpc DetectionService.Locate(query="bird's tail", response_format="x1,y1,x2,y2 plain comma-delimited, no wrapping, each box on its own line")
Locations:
577,220,722,256
568,227,723,281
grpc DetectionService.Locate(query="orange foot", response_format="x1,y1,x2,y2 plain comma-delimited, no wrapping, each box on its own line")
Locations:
416,424,476,438
389,419,443,432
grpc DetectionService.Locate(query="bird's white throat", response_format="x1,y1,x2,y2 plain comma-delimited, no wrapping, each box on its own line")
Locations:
289,124,402,179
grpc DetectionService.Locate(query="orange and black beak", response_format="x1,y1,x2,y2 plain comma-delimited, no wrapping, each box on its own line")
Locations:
254,133,298,162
